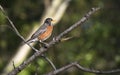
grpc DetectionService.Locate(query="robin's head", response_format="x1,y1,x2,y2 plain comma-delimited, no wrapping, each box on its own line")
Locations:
44,18,55,25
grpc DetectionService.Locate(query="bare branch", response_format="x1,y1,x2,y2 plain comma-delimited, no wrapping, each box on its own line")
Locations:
41,54,57,70
75,63,120,74
44,62,77,75
44,62,120,75
53,8,100,42
7,7,100,75
0,5,38,52
60,36,73,42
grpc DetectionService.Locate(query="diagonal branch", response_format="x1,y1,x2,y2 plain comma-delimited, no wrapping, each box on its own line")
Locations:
44,62,120,75
41,54,56,70
0,5,38,52
55,8,100,41
7,7,100,75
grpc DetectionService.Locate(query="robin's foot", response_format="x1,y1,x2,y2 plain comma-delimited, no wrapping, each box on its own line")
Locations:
53,37,58,41
53,37,60,42
53,37,56,41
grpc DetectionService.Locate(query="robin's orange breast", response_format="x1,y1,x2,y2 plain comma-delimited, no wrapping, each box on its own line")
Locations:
38,25,53,41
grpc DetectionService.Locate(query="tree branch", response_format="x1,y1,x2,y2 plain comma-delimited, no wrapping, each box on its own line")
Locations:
41,54,56,70
0,5,38,52
44,62,120,75
7,7,100,75
1,1,71,74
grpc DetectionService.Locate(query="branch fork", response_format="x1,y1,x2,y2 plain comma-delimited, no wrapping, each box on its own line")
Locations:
1,5,119,75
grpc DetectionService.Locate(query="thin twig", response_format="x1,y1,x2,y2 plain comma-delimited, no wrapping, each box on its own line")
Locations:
41,54,57,70
53,8,100,42
12,61,16,69
0,5,38,52
75,63,120,74
44,62,120,75
7,7,100,75
60,36,73,42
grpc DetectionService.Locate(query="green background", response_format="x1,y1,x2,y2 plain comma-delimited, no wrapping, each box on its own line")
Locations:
0,0,120,75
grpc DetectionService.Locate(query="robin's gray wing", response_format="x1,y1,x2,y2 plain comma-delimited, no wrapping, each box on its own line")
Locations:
30,24,47,40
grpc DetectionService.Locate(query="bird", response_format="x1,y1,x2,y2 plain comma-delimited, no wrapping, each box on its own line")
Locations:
26,18,55,44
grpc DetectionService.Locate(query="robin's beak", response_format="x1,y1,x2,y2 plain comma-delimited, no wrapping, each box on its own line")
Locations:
52,19,56,22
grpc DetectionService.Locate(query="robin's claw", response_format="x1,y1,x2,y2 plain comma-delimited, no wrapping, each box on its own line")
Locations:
53,37,56,41
53,37,60,42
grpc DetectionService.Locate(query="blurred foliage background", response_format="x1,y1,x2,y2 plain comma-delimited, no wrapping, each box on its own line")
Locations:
0,0,120,75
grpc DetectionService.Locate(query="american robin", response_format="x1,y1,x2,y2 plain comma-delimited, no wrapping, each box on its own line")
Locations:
26,18,55,44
